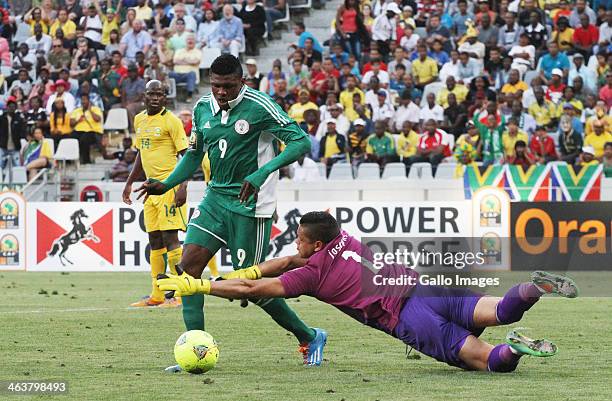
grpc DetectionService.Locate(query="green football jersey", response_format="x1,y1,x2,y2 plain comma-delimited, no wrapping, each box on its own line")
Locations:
189,85,310,218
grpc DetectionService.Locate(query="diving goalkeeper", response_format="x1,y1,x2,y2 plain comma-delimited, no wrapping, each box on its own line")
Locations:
158,211,579,372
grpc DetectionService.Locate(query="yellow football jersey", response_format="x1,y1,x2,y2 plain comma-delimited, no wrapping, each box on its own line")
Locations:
134,108,188,181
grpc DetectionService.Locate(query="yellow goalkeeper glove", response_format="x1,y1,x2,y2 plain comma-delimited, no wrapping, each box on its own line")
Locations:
156,272,211,296
221,265,262,280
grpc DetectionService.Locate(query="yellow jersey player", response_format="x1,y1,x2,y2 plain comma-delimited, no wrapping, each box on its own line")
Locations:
123,80,188,307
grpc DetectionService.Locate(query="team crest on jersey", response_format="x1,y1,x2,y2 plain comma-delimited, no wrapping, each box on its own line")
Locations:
191,209,200,220
234,119,249,135
154,127,161,136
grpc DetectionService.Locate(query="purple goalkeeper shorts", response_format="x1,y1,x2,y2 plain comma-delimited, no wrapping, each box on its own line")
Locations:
393,284,484,369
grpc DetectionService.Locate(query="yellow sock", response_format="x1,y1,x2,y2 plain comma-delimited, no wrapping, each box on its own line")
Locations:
150,247,167,302
166,247,183,275
207,256,219,277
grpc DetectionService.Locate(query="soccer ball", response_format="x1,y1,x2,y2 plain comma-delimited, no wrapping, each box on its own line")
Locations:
174,330,219,374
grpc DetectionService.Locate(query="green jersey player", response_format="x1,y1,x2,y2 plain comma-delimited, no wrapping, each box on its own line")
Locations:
135,54,326,370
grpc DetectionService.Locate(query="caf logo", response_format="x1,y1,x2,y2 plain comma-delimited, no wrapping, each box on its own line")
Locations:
479,194,501,227
480,232,501,264
0,198,19,229
0,234,19,265
234,119,249,135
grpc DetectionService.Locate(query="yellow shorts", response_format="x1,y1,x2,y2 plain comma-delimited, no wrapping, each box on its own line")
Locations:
143,188,187,233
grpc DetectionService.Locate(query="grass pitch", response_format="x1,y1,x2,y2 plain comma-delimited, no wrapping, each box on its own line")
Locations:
1,272,611,401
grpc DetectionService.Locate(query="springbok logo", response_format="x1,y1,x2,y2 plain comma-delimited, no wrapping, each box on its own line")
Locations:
268,209,302,257
48,209,100,266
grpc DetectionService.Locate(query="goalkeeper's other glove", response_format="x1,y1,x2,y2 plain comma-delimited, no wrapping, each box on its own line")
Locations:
221,265,262,280
156,272,211,296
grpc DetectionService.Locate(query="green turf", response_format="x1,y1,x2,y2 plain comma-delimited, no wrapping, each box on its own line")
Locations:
0,272,610,401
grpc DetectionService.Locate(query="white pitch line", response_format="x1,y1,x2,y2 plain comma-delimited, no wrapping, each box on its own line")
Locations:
0,307,119,315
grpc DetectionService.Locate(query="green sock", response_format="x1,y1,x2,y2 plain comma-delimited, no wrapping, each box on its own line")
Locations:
182,294,205,331
255,298,315,344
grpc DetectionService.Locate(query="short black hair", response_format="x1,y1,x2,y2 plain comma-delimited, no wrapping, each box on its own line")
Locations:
210,54,243,77
605,141,612,149
295,22,305,30
300,212,340,244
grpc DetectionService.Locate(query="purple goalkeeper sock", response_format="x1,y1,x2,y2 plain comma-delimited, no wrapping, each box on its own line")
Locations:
487,344,521,372
496,283,542,325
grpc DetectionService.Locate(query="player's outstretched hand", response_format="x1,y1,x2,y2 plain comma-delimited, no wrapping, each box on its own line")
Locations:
157,272,211,296
174,185,187,207
238,180,259,203
122,182,132,205
221,265,262,280
133,179,166,202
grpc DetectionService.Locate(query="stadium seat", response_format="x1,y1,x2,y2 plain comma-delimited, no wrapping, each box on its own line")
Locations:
382,162,406,179
167,78,177,108
356,163,380,180
316,162,327,179
45,138,55,156
416,162,433,180
54,138,80,163
6,167,28,185
328,163,353,180
289,0,312,9
103,108,129,134
436,163,459,179
420,82,445,107
407,163,420,179
273,4,290,24
524,70,539,86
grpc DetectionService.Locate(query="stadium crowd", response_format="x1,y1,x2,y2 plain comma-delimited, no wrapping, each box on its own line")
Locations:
0,0,612,183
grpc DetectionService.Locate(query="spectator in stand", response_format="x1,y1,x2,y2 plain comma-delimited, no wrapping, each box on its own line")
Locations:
238,0,266,56
46,79,75,114
26,23,52,55
104,29,122,58
143,53,168,87
50,8,77,40
584,120,612,160
293,22,324,54
508,33,535,77
577,146,599,166
24,7,49,35
302,37,323,69
442,92,468,138
91,58,121,111
265,0,287,39
502,117,529,160
94,1,121,46
317,103,349,138
288,89,318,124
498,11,519,52
372,2,399,61
20,127,52,180
319,118,347,175
335,0,368,61
197,9,218,49
169,17,189,51
411,119,450,171
120,19,152,63
49,98,72,147
528,87,557,129
522,10,547,57
573,14,600,59
10,43,36,84
501,69,528,97
244,58,265,91
79,4,104,50
394,90,420,132
365,120,397,171
25,97,49,136
538,42,570,84
340,75,364,120
170,34,201,103
477,13,498,48
298,109,321,161
411,43,438,90
8,69,32,99
290,154,322,182
506,140,535,169
132,0,153,26
170,2,197,33
569,53,597,95
457,51,481,85
120,64,145,133
330,43,350,70
71,94,103,164
361,59,390,88
209,5,244,58
454,120,481,164
476,113,504,166
453,0,474,38
420,92,444,124
347,118,369,166
437,76,468,109
529,126,559,164
558,115,583,164
110,148,137,182
0,98,25,169
551,16,574,53
121,8,137,35
370,91,394,125
397,120,419,166
599,71,612,109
